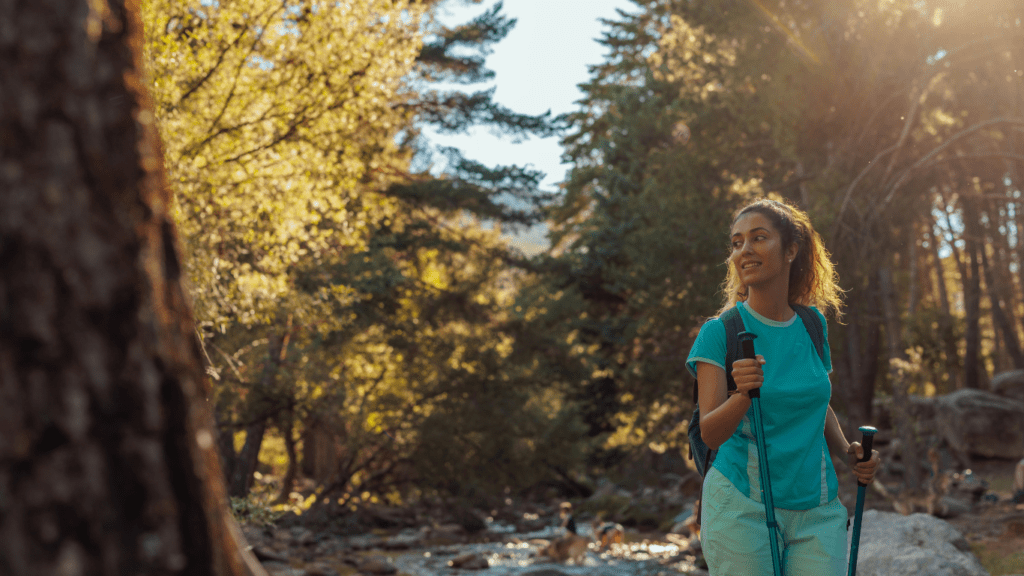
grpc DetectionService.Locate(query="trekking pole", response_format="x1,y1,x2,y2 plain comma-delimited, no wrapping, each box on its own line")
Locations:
847,426,877,576
738,331,783,576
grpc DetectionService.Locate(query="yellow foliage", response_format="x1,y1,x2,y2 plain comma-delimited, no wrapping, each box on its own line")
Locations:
141,0,427,328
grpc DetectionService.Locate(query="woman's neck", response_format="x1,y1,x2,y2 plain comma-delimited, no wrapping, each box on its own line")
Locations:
745,283,794,322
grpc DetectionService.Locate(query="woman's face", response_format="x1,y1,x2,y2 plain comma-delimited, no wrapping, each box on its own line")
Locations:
730,212,797,289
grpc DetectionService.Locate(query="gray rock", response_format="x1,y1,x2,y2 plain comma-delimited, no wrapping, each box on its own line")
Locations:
522,570,571,576
992,369,1024,401
303,564,339,576
849,510,987,576
357,558,397,575
343,534,384,550
935,389,1024,460
933,495,972,518
448,552,489,570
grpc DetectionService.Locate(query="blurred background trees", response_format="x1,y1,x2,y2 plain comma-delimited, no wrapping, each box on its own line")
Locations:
139,0,1024,508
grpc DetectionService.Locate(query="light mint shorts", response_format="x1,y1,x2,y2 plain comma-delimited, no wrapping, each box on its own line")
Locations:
701,466,849,576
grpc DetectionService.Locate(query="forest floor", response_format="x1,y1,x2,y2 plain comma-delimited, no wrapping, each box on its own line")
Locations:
241,457,1024,576
939,458,1024,576
829,456,1024,576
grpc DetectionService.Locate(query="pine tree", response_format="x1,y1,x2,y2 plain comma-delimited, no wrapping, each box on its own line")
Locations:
142,0,568,498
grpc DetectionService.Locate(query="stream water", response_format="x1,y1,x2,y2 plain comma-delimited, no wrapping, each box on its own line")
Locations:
349,523,703,576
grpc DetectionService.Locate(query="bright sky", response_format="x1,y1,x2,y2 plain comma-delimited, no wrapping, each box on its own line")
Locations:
428,0,636,254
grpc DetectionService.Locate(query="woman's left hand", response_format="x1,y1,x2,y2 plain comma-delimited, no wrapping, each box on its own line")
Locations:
847,442,881,485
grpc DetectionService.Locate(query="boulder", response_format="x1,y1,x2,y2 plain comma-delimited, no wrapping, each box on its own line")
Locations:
357,558,397,575
448,553,489,570
849,510,987,576
935,389,1024,460
381,529,421,550
303,564,338,576
289,527,315,546
992,369,1024,402
342,534,384,550
451,507,488,533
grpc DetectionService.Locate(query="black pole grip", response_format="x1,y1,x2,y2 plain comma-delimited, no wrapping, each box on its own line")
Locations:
737,332,758,398
858,426,877,463
856,426,877,488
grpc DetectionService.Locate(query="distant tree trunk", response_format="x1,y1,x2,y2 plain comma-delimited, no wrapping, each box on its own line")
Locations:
880,265,922,489
907,226,919,315
216,409,239,487
229,332,282,497
962,199,983,389
232,423,268,497
0,0,264,573
985,201,1024,369
843,284,880,428
275,407,298,504
926,220,960,391
937,190,969,290
980,225,1024,369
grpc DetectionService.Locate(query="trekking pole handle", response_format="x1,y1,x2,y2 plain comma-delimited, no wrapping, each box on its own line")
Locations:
857,426,877,462
857,426,877,487
737,332,759,399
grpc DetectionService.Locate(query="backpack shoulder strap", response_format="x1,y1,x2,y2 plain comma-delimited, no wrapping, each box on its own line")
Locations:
691,306,745,403
793,304,826,364
720,306,744,393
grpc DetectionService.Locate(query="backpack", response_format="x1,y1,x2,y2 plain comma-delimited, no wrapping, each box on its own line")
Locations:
686,304,826,478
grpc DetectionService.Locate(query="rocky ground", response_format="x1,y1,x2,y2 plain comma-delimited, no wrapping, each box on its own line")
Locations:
237,456,1023,576
938,458,1024,576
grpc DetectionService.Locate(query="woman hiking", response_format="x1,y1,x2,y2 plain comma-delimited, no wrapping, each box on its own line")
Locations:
686,198,880,575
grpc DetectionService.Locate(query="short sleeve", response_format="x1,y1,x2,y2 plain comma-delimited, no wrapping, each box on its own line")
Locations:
686,318,727,378
811,306,833,374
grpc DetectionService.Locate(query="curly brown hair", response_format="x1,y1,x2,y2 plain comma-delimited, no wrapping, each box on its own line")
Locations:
719,198,843,320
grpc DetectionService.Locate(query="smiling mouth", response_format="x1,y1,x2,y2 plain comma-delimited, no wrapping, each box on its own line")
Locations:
741,262,761,270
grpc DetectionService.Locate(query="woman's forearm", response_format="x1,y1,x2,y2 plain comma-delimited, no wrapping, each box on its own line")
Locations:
823,405,850,460
701,392,752,450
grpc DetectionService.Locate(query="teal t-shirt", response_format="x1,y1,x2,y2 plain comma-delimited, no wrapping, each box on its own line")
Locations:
686,301,837,510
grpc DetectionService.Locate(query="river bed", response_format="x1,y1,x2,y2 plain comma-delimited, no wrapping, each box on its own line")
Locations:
336,524,703,576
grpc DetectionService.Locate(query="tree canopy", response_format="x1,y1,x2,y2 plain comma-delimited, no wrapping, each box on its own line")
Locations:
139,0,1024,503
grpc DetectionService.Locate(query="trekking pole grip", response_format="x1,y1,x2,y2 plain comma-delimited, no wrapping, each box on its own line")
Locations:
857,426,877,487
737,332,759,399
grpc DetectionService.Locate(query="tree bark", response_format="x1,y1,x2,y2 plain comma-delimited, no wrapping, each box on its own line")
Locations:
962,199,983,389
985,201,1024,369
229,330,285,498
880,265,923,489
980,223,1024,369
0,1,265,574
907,226,919,316
274,407,298,505
926,219,960,391
216,409,239,489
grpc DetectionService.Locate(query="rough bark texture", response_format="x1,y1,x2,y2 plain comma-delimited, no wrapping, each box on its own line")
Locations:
0,1,264,574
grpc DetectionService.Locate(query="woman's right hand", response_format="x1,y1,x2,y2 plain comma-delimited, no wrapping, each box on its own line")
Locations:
730,355,766,397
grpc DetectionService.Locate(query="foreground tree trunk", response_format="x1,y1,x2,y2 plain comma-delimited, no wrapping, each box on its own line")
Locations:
0,1,264,574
